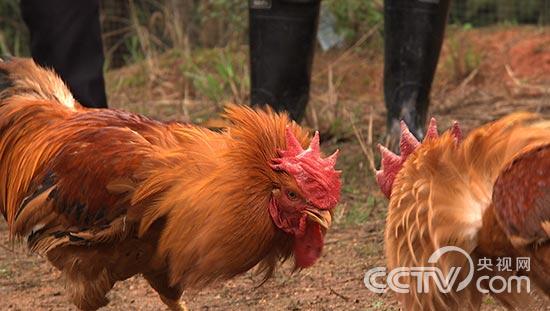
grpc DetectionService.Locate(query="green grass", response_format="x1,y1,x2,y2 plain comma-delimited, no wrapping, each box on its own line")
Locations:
180,48,248,103
343,196,378,226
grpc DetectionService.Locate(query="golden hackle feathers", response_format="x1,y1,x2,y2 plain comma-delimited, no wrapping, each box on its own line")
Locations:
133,104,310,287
385,112,550,310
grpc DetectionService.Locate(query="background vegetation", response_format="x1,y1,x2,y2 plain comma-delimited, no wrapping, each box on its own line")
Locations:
0,0,548,67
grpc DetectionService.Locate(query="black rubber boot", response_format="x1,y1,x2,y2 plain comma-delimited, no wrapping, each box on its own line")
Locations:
249,0,321,122
21,0,108,108
384,0,451,140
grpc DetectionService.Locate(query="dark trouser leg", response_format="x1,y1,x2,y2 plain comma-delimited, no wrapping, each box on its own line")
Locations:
249,0,320,122
384,0,451,140
21,0,108,108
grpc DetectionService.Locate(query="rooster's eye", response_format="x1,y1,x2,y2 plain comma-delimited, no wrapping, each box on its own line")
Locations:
286,191,299,201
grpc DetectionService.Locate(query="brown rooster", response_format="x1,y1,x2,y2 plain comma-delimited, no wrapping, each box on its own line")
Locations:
377,114,550,310
0,58,341,310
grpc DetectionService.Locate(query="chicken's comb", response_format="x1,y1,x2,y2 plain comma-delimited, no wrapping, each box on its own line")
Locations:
425,118,439,140
376,118,462,198
271,127,341,210
450,121,463,145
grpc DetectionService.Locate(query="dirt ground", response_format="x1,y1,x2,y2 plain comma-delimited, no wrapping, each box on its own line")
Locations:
1,26,549,310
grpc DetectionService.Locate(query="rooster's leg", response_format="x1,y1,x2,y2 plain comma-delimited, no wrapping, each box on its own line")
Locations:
159,294,188,311
144,271,187,311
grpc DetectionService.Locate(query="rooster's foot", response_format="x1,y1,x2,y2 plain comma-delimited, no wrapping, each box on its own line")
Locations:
160,294,188,311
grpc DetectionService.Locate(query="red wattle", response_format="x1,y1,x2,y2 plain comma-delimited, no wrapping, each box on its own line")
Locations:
293,222,324,268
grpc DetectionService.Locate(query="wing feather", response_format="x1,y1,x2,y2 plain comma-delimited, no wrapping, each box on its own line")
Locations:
492,143,550,246
6,110,177,252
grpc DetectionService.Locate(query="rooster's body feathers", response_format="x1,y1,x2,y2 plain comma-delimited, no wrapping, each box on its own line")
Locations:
383,113,550,310
0,58,340,310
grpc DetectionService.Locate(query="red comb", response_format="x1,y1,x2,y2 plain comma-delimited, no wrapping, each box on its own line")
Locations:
425,118,439,141
376,122,420,198
271,128,341,210
399,121,421,157
451,121,462,145
376,118,462,198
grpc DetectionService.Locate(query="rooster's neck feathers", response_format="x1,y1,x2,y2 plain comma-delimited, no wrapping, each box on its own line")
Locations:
135,105,314,287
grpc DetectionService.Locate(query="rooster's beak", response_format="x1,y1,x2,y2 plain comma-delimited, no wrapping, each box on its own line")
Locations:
304,208,332,229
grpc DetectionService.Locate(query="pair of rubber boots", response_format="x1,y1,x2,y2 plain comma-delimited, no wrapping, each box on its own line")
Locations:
249,0,451,142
